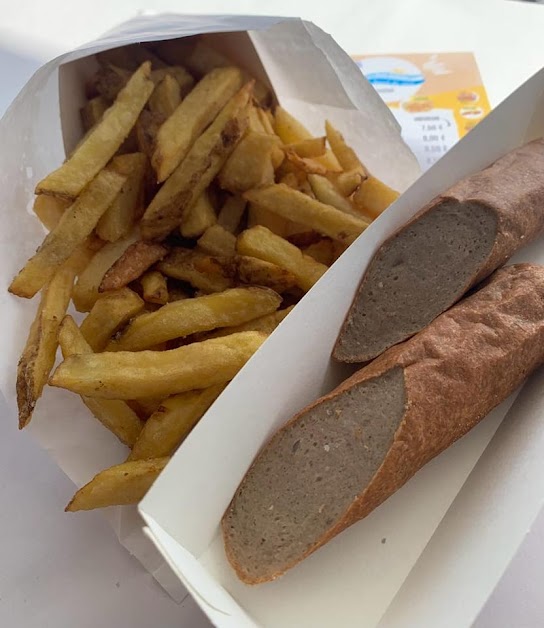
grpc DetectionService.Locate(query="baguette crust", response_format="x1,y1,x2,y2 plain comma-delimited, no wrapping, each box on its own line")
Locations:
335,139,544,362
224,264,544,583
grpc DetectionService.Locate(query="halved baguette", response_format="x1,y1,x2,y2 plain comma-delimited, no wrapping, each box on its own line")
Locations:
223,263,544,584
334,139,544,363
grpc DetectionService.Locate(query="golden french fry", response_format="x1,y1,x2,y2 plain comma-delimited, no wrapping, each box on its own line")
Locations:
329,169,363,197
128,385,226,460
109,287,280,351
247,204,288,238
235,255,296,293
50,331,267,399
142,83,251,239
218,131,278,193
179,190,217,238
59,316,144,446
127,397,164,419
158,248,234,293
237,225,327,292
96,152,147,242
244,184,367,243
248,104,266,133
274,106,340,170
36,63,153,198
285,150,329,176
148,74,181,118
135,109,163,160
80,288,144,351
73,232,139,312
217,195,247,234
65,458,169,511
141,271,168,304
303,238,334,266
257,107,275,135
197,224,236,257
152,67,244,182
325,120,367,175
80,96,108,131
308,173,367,219
352,175,400,219
99,240,168,293
17,266,75,428
286,137,326,159
10,169,126,298
199,306,294,340
33,195,71,231
151,66,195,96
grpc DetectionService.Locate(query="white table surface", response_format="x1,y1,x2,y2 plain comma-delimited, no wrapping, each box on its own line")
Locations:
1,1,543,626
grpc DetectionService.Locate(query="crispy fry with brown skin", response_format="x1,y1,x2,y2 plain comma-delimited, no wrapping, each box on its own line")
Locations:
141,82,251,240
152,66,244,182
80,288,145,351
17,266,75,428
99,241,168,293
128,385,226,460
244,184,367,244
141,271,168,304
58,316,144,446
65,458,169,511
50,331,267,399
10,169,126,298
237,226,327,292
36,63,153,198
158,248,235,293
108,287,280,351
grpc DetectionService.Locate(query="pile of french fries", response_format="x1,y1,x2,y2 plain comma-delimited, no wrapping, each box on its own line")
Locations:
8,37,399,512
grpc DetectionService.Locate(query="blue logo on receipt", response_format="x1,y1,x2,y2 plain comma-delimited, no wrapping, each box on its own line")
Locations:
357,57,425,102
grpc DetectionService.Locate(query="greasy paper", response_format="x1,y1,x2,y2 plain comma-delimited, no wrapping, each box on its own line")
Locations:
140,67,544,626
0,14,419,604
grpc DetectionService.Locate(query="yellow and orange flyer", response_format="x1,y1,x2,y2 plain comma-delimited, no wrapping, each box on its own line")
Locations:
353,53,491,170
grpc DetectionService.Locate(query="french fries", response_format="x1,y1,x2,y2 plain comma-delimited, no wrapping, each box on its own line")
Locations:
99,240,168,292
95,153,147,242
141,271,168,304
179,190,217,238
10,169,126,298
353,175,401,219
33,195,71,231
80,288,144,351
50,331,267,399
237,226,327,292
141,83,251,240
9,38,402,512
128,385,225,460
66,458,169,511
152,66,244,182
218,131,278,193
244,184,367,243
197,224,237,257
108,287,280,351
158,248,234,293
59,316,144,446
73,232,139,312
37,63,154,198
16,266,75,428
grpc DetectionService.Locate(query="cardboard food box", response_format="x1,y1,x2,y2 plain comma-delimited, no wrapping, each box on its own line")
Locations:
137,56,544,628
0,14,419,604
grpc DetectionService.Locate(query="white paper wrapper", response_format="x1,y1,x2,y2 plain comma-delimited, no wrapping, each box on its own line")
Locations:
0,14,419,603
138,66,544,626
